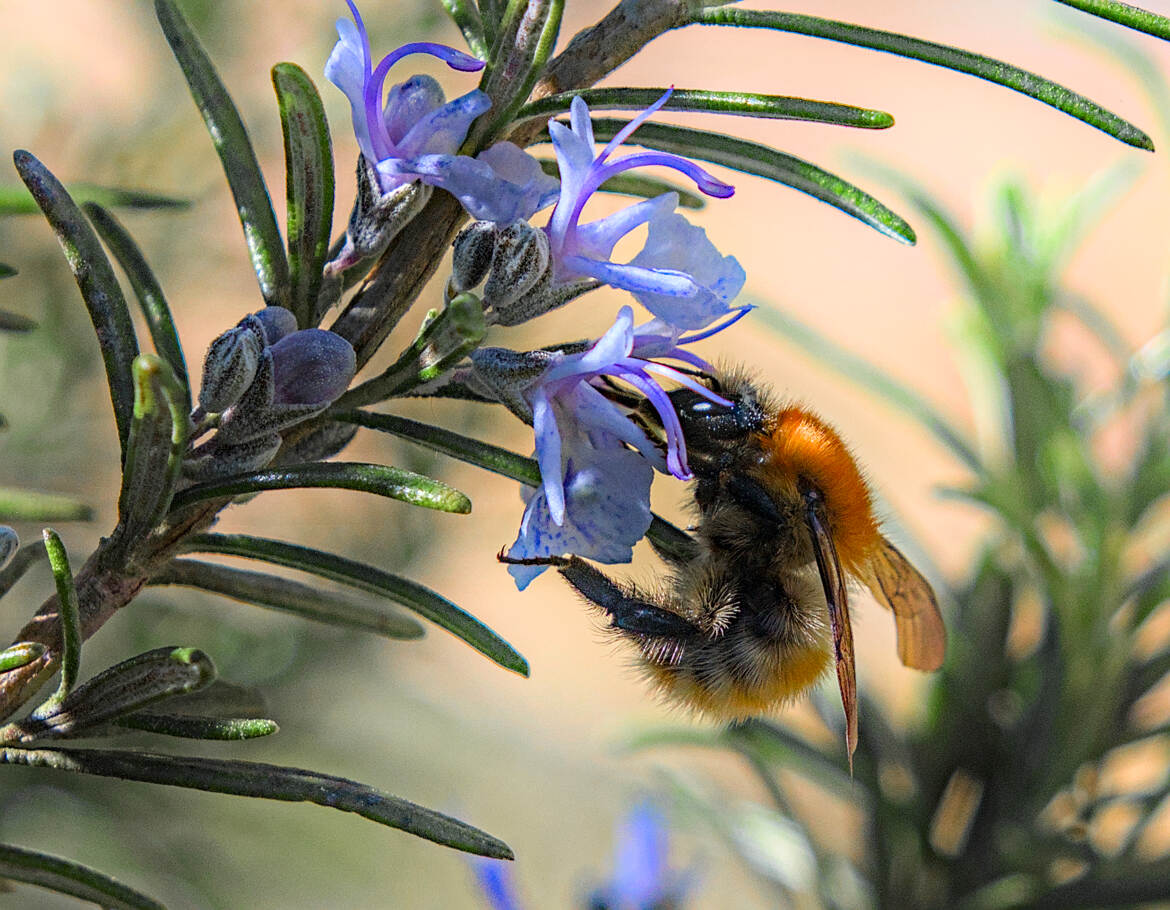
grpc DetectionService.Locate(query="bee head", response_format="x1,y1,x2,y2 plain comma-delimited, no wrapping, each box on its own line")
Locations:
666,382,769,454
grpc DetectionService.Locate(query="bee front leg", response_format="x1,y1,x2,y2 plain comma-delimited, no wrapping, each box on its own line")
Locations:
499,553,700,640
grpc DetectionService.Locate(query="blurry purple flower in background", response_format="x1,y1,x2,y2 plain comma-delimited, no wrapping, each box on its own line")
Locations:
543,92,746,331
476,306,742,589
471,800,695,910
587,801,696,910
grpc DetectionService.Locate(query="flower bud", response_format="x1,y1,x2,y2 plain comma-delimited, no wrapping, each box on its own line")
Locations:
253,306,298,345
483,221,550,325
450,221,497,293
198,324,263,412
270,329,357,406
211,327,356,446
469,346,558,422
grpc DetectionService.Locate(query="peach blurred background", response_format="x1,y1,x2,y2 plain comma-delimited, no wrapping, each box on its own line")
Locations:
2,0,1169,907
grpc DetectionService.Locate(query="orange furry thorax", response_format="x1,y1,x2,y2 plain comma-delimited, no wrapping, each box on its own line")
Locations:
757,407,881,574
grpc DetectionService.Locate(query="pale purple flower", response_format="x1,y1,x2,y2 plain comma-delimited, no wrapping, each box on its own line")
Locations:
543,92,746,331
502,306,744,589
387,140,560,224
325,0,489,195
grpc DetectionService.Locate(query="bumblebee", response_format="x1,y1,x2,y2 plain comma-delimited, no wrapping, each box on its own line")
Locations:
504,370,945,761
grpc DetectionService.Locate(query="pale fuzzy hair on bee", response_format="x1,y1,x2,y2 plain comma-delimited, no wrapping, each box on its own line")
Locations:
633,564,833,719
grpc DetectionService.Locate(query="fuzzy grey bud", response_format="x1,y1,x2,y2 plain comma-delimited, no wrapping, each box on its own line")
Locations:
324,155,432,276
183,433,283,481
450,221,497,293
483,221,550,323
469,346,559,422
253,306,298,345
213,330,356,446
198,324,263,412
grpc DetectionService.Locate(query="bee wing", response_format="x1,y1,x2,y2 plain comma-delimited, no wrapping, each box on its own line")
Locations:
863,536,946,672
806,496,858,769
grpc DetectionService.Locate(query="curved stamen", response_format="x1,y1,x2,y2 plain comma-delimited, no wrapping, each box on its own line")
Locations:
640,361,732,407
614,367,691,478
364,42,486,162
599,87,675,163
591,152,734,200
677,305,753,344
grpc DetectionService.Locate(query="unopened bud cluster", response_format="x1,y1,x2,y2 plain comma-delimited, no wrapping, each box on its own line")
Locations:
185,307,356,479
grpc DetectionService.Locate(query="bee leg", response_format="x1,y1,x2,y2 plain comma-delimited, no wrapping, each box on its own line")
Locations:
724,474,783,527
556,557,700,640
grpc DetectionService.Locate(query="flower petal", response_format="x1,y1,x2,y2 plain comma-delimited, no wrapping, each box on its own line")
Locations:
506,446,654,589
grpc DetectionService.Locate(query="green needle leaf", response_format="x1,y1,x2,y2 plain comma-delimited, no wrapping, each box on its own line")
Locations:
518,88,894,128
17,646,216,742
441,0,489,58
156,0,290,306
0,643,46,674
536,157,705,209
13,150,140,454
151,558,426,640
169,461,472,514
0,843,165,910
0,311,36,332
114,356,189,559
84,203,190,409
182,533,528,675
694,7,1153,149
0,183,189,215
335,411,696,565
40,529,80,711
0,747,513,858
115,712,278,740
578,119,916,243
1055,0,1170,41
0,488,92,523
272,63,335,329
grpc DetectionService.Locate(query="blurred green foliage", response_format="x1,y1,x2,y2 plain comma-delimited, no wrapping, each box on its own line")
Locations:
634,172,1170,909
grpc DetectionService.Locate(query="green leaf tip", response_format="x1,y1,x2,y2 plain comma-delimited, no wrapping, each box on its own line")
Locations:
13,150,140,455
182,533,529,676
116,712,279,740
0,310,36,332
169,461,473,515
0,183,189,215
155,0,290,305
0,747,515,858
695,7,1154,150
0,488,93,523
0,842,166,910
577,120,917,244
41,529,81,710
1055,0,1170,42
